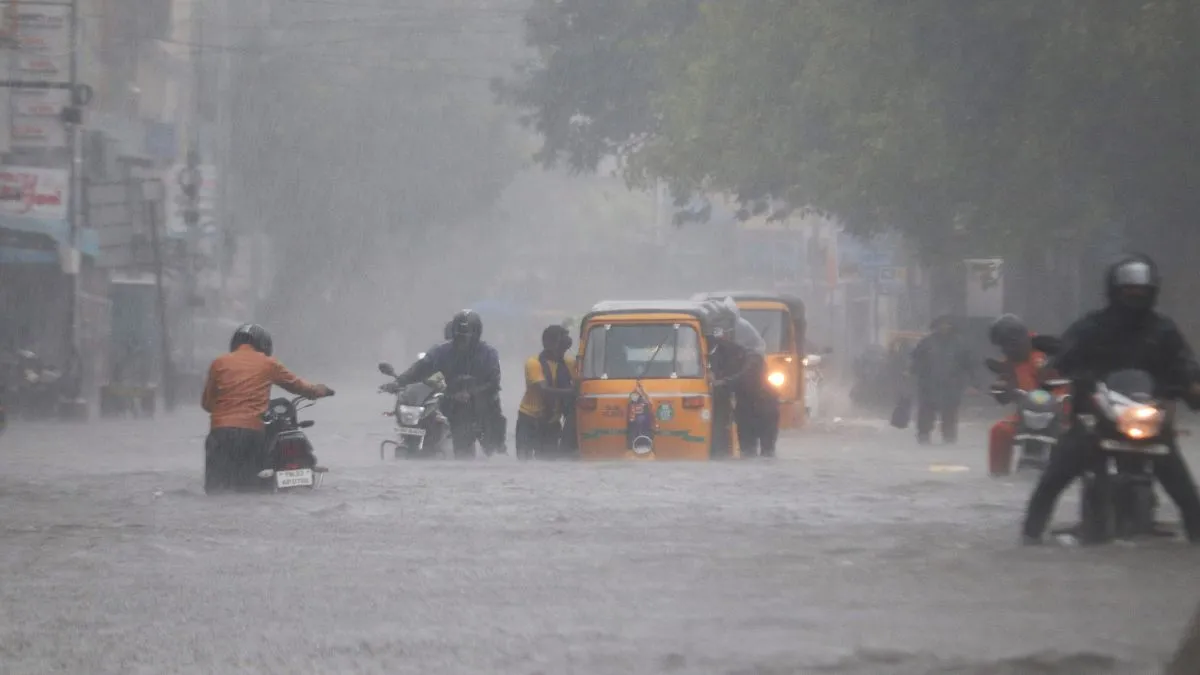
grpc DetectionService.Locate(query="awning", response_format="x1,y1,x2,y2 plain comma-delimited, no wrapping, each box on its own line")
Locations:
0,213,100,258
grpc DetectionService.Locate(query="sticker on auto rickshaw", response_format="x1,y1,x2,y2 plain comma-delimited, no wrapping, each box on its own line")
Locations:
656,403,674,422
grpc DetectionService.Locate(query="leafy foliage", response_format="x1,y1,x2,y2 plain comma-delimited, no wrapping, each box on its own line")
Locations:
501,0,1200,266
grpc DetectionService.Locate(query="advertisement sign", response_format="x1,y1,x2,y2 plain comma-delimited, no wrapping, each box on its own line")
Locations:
0,166,68,220
9,4,71,151
13,5,70,84
13,88,69,117
10,116,66,149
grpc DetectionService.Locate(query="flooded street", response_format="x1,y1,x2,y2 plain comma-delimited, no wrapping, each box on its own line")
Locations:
2,388,1198,674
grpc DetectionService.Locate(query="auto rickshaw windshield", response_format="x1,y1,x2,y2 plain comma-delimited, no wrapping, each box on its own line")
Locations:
739,309,793,353
581,323,704,379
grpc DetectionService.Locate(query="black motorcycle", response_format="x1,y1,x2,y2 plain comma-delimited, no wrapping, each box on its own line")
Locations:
255,395,331,491
378,362,450,459
1076,368,1173,543
985,357,1070,472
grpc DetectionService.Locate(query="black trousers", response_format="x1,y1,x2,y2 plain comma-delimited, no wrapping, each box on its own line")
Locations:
1022,427,1200,541
515,412,565,459
449,394,508,454
205,428,267,494
916,392,959,442
711,389,735,458
735,392,780,457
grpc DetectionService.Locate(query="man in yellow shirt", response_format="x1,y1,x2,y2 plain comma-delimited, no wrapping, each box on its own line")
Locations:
516,325,576,460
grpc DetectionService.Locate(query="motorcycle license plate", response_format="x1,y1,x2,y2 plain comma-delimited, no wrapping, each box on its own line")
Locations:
275,469,314,488
1099,440,1169,455
399,427,426,439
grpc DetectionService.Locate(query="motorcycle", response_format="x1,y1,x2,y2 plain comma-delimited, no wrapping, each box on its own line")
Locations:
377,361,450,460
11,349,64,419
985,357,1070,472
255,394,331,491
1076,368,1174,543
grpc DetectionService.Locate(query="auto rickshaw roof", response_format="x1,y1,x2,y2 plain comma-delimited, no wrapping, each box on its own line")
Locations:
690,291,805,316
582,300,718,329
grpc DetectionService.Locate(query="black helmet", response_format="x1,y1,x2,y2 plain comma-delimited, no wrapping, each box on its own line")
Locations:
450,309,483,345
1106,253,1160,313
989,314,1027,347
230,323,273,356
989,313,1031,360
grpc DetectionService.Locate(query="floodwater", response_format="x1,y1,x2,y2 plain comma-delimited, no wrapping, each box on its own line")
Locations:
2,384,1198,674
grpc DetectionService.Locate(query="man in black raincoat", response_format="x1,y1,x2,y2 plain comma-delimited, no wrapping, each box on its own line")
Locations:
910,315,976,444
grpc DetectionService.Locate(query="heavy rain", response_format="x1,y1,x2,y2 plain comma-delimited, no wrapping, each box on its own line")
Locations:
1,1,1199,673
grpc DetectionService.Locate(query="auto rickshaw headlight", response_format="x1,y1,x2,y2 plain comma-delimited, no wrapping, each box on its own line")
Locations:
767,371,786,388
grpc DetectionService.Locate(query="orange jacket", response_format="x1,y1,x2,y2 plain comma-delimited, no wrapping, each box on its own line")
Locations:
201,345,324,430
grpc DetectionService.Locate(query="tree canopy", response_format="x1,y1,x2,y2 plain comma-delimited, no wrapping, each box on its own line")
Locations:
502,0,1200,267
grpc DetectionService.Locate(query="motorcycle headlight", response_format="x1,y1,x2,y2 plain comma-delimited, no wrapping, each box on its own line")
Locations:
1116,404,1163,440
398,405,423,426
1020,410,1055,430
767,371,786,388
272,403,290,416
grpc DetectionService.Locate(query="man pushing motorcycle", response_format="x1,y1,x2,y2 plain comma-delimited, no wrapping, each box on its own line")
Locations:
201,323,334,494
986,314,1063,476
383,310,507,457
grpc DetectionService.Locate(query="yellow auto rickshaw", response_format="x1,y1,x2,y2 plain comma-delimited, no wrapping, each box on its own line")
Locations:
692,291,808,429
575,300,738,460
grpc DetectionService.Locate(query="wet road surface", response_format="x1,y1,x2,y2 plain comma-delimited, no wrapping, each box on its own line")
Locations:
2,389,1199,674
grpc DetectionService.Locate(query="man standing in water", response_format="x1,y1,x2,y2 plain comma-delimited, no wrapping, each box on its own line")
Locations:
515,325,576,460
910,315,975,444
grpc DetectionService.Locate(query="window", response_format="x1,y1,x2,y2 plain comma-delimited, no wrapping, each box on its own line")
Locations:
740,309,793,353
582,323,704,380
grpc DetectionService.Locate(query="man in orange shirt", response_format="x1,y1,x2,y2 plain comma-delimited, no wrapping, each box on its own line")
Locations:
987,314,1051,476
201,324,334,493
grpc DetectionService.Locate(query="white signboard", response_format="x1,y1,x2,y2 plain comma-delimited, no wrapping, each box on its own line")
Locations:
163,164,218,235
964,258,1004,318
0,166,69,220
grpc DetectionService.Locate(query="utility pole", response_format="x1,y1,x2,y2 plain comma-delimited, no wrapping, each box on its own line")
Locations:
143,179,175,411
183,0,205,379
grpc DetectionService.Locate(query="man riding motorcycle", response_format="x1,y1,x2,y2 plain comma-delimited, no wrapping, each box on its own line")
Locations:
986,314,1059,476
201,324,334,494
1021,254,1200,544
384,310,507,456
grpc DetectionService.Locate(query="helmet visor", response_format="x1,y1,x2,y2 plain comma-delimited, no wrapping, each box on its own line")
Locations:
1114,261,1153,287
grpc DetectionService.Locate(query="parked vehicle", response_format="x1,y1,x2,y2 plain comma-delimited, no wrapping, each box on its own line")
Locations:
377,362,450,459
255,395,330,491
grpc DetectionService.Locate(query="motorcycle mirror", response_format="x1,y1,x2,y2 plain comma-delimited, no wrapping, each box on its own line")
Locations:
984,357,1006,374
299,420,315,428
378,362,396,377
